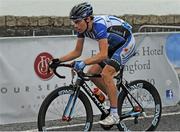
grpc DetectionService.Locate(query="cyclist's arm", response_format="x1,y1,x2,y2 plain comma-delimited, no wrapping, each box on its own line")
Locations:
59,38,84,62
84,38,108,65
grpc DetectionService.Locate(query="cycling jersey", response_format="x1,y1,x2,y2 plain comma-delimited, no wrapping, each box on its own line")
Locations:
77,15,136,71
78,15,132,47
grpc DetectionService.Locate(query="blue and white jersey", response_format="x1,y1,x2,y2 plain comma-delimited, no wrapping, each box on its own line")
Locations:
78,15,133,48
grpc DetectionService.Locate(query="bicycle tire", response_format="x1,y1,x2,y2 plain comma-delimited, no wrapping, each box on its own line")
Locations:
117,80,162,131
38,85,93,131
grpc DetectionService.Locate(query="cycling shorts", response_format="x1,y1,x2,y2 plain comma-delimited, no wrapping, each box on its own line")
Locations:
99,35,136,72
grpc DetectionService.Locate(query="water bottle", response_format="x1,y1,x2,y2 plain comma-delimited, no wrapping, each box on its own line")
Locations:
93,87,105,103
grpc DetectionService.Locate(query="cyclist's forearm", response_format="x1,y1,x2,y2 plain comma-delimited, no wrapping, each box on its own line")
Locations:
84,53,107,65
59,50,81,62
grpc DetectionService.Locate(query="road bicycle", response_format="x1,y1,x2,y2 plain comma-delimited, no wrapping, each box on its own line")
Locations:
37,63,162,131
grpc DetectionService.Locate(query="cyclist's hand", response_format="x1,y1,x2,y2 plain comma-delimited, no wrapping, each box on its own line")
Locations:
73,61,86,72
48,58,61,70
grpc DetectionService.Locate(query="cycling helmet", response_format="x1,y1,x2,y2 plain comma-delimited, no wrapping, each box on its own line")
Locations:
69,2,93,20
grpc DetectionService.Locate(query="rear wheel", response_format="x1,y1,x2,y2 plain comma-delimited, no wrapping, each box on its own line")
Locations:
38,86,93,131
117,80,162,131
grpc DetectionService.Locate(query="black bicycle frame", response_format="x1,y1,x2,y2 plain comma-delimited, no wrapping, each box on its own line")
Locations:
54,63,143,121
81,80,109,115
74,75,109,115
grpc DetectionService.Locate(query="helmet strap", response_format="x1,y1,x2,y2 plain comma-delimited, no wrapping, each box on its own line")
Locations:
84,18,89,33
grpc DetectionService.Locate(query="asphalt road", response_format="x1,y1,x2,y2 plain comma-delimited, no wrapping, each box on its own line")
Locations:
0,104,180,131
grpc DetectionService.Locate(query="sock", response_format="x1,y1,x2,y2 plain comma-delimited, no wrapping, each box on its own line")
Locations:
110,107,119,117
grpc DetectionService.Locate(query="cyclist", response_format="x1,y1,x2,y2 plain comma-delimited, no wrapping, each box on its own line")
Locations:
49,2,136,125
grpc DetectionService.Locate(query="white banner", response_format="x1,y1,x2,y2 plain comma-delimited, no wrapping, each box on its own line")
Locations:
0,33,180,124
124,33,180,106
0,36,98,124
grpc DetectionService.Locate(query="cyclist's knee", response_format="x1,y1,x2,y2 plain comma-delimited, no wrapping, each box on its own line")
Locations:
87,64,102,74
101,65,116,80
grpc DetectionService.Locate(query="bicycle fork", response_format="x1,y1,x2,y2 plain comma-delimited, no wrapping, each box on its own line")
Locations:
62,86,80,121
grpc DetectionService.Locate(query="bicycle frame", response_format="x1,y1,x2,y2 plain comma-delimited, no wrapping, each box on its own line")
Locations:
53,64,144,121
62,77,109,120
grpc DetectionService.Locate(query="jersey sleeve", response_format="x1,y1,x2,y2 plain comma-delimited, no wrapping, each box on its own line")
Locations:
94,23,108,40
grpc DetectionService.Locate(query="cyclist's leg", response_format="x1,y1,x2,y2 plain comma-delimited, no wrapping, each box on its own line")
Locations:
99,35,136,125
101,65,117,107
87,64,107,94
99,63,119,125
87,45,118,95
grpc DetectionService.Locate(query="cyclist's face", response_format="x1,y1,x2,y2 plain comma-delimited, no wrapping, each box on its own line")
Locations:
71,19,87,33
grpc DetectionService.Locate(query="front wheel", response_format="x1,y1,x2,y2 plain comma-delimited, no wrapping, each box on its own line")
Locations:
38,85,93,131
117,80,162,131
